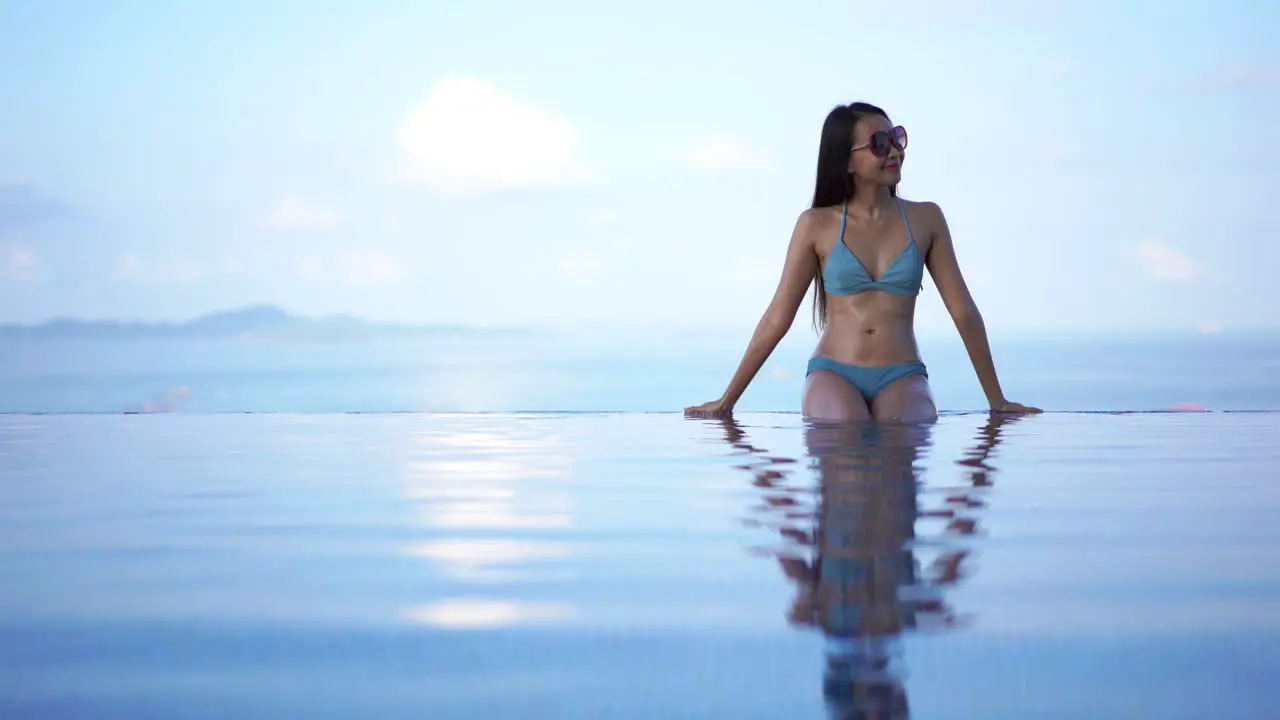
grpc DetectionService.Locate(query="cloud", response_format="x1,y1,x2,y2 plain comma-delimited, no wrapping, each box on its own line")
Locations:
6,245,36,270
262,195,340,231
588,208,618,228
1136,241,1197,281
585,209,635,250
556,252,603,279
344,249,406,286
689,135,768,171
296,254,326,282
397,76,594,196
294,249,407,286
219,255,244,276
114,252,198,285
1,243,43,282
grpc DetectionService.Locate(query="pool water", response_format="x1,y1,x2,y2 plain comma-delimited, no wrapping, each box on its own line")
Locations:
1,411,1276,718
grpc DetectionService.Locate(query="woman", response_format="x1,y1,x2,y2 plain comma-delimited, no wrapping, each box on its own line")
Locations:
684,102,1039,422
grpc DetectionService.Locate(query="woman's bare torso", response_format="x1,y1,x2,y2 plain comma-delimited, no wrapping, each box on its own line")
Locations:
811,200,934,367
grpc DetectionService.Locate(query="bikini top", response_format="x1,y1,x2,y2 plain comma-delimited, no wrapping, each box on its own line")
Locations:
822,198,924,297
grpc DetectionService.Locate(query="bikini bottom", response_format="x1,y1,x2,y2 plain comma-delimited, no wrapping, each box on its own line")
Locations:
806,356,929,404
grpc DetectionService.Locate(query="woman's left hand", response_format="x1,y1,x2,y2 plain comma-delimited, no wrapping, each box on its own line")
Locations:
991,399,1042,414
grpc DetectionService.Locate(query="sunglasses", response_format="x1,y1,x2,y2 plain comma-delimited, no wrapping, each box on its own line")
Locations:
852,125,908,158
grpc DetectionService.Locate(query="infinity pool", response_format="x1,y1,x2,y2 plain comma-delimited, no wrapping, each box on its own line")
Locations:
1,412,1276,718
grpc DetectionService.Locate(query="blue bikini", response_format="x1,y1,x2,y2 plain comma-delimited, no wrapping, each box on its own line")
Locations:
806,199,928,402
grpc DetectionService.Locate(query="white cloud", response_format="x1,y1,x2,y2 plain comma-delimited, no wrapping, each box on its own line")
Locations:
294,249,407,286
344,249,406,286
689,134,768,171
589,208,618,228
296,254,326,282
8,245,34,268
116,253,143,278
1136,241,1197,281
557,252,603,279
586,209,634,250
0,243,42,282
262,195,340,231
219,255,245,276
397,76,594,196
115,252,197,284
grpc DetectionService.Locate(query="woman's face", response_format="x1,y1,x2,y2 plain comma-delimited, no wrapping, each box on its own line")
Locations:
848,114,906,187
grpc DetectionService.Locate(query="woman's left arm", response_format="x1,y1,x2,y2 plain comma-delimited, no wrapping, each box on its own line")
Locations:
921,202,1041,414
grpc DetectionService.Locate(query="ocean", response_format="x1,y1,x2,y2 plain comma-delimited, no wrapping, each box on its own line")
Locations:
1,330,1278,413
1,332,1277,718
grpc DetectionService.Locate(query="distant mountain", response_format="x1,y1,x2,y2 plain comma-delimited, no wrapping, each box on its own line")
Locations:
0,304,528,342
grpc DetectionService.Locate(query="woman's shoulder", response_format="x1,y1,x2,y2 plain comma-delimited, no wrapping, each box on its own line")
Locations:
793,205,841,242
898,197,948,233
798,204,843,223
898,196,945,218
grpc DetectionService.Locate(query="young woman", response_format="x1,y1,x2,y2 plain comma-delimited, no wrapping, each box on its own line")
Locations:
685,102,1039,422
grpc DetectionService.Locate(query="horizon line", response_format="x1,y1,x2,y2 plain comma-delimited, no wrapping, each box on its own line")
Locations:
1,302,1277,337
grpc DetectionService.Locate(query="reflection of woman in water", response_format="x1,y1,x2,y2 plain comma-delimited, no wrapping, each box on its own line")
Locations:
722,413,1021,718
685,101,1039,422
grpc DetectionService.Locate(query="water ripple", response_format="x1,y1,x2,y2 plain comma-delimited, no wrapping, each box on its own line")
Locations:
0,413,1277,718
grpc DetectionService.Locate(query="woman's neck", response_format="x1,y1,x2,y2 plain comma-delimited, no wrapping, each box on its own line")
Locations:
846,184,895,218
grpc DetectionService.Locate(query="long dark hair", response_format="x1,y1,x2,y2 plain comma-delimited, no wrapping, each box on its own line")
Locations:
810,102,896,331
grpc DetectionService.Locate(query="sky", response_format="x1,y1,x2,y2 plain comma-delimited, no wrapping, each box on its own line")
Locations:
0,0,1277,335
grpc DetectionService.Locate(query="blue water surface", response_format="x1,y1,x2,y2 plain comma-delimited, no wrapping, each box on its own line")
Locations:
1,411,1276,718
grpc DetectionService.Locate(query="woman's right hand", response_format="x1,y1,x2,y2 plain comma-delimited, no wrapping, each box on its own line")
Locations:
684,398,734,418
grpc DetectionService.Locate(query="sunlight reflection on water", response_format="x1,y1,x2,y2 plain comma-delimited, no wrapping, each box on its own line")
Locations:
0,412,1276,718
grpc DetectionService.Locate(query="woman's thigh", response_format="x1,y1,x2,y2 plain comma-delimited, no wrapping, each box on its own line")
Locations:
871,374,938,424
802,370,871,423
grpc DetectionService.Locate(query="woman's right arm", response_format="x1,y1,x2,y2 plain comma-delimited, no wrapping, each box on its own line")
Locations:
685,210,820,416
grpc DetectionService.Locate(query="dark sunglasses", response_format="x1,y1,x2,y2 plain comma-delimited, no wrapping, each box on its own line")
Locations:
852,125,908,158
